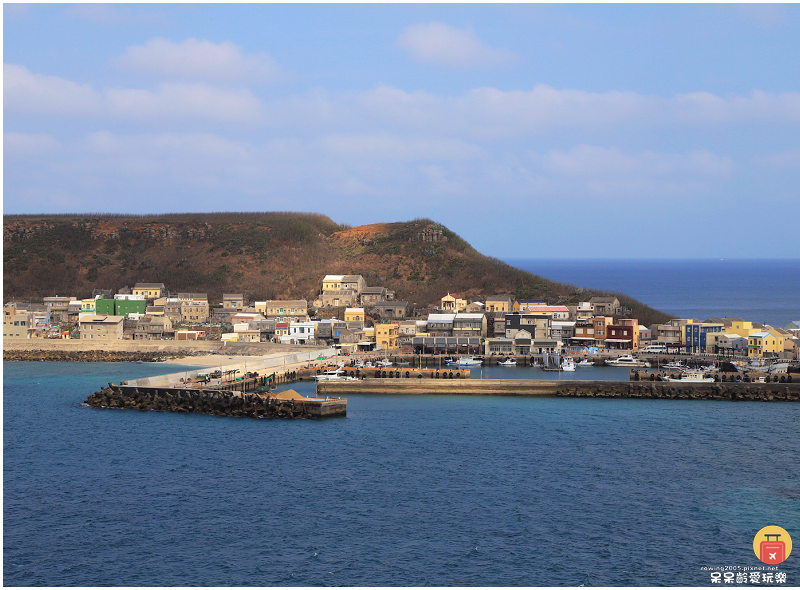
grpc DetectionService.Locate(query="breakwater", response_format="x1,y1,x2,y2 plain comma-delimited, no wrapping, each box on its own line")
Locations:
321,378,800,401
86,384,346,418
4,349,170,362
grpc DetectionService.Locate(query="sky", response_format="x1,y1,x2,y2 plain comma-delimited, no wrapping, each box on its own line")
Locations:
3,3,800,259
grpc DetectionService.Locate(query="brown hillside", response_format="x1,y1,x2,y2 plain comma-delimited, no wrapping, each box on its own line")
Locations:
2,212,671,325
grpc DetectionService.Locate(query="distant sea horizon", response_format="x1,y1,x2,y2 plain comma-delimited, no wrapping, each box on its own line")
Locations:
504,258,800,329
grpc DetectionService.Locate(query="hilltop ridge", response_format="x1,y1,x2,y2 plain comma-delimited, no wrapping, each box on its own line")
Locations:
3,212,671,325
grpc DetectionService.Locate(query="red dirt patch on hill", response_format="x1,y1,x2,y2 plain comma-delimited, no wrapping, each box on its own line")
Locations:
329,223,392,246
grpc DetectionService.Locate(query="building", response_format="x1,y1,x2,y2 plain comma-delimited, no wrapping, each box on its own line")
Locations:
464,301,484,313
176,292,208,302
517,305,570,321
592,316,614,349
440,293,467,312
95,295,146,318
485,338,515,356
80,315,124,340
222,294,245,310
254,300,308,322
319,275,367,307
134,316,173,340
80,298,97,316
175,330,205,341
452,313,487,337
651,320,683,347
132,283,166,301
550,321,576,342
43,296,73,323
288,321,316,344
180,300,209,324
589,297,624,317
514,299,547,312
3,308,32,339
319,289,358,308
322,274,367,294
683,320,724,354
360,287,388,306
572,319,595,347
574,302,594,321
375,323,399,351
371,301,409,319
486,296,513,314
504,313,550,340
605,322,635,350
748,330,786,358
344,308,366,323
426,314,456,337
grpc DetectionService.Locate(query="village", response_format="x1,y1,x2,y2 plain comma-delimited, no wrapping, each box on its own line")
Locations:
4,273,800,362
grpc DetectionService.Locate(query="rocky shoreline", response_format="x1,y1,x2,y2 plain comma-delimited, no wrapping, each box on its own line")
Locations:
3,349,176,362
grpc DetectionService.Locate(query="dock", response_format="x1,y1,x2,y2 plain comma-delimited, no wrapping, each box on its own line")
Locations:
86,346,348,418
319,378,800,401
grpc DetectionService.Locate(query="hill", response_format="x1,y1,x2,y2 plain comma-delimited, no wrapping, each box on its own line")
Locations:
3,212,671,325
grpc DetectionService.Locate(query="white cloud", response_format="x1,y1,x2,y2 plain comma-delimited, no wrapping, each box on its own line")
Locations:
541,145,733,179
3,65,264,123
397,22,519,68
114,38,283,83
315,134,486,162
6,65,800,135
106,83,264,122
3,64,100,116
4,132,60,155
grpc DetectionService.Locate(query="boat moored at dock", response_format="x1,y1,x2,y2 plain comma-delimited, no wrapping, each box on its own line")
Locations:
605,355,648,368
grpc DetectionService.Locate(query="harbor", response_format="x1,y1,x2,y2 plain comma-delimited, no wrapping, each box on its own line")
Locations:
86,350,800,417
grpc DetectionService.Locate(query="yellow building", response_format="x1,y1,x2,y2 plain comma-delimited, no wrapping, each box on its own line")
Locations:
440,293,466,312
375,324,398,351
728,320,758,338
748,329,786,358
132,282,166,300
345,308,365,322
486,296,512,314
81,298,97,314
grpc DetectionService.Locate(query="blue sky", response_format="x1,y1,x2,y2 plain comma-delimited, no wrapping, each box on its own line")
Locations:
4,3,799,258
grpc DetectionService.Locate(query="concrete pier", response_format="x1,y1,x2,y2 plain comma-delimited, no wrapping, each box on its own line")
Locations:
320,378,800,401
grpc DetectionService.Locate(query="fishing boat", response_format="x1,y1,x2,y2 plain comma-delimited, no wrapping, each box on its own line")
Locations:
498,358,517,366
445,356,483,367
314,367,359,382
605,355,648,367
661,361,689,371
662,370,714,383
577,359,593,367
376,359,393,368
561,357,576,371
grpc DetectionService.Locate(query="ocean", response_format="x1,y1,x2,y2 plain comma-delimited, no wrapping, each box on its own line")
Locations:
504,259,800,329
4,362,799,587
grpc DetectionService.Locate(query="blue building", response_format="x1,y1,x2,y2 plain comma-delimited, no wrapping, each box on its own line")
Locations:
684,322,724,354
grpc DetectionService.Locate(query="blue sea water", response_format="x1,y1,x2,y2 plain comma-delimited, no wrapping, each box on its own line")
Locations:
4,362,800,586
504,259,800,329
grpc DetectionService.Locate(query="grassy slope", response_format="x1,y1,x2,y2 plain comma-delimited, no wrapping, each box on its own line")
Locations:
3,213,671,325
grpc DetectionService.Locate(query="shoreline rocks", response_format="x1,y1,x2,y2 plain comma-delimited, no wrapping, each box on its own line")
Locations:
4,349,171,362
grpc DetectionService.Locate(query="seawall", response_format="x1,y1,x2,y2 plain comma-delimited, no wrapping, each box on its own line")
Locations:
2,339,322,362
86,384,346,419
320,378,800,401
